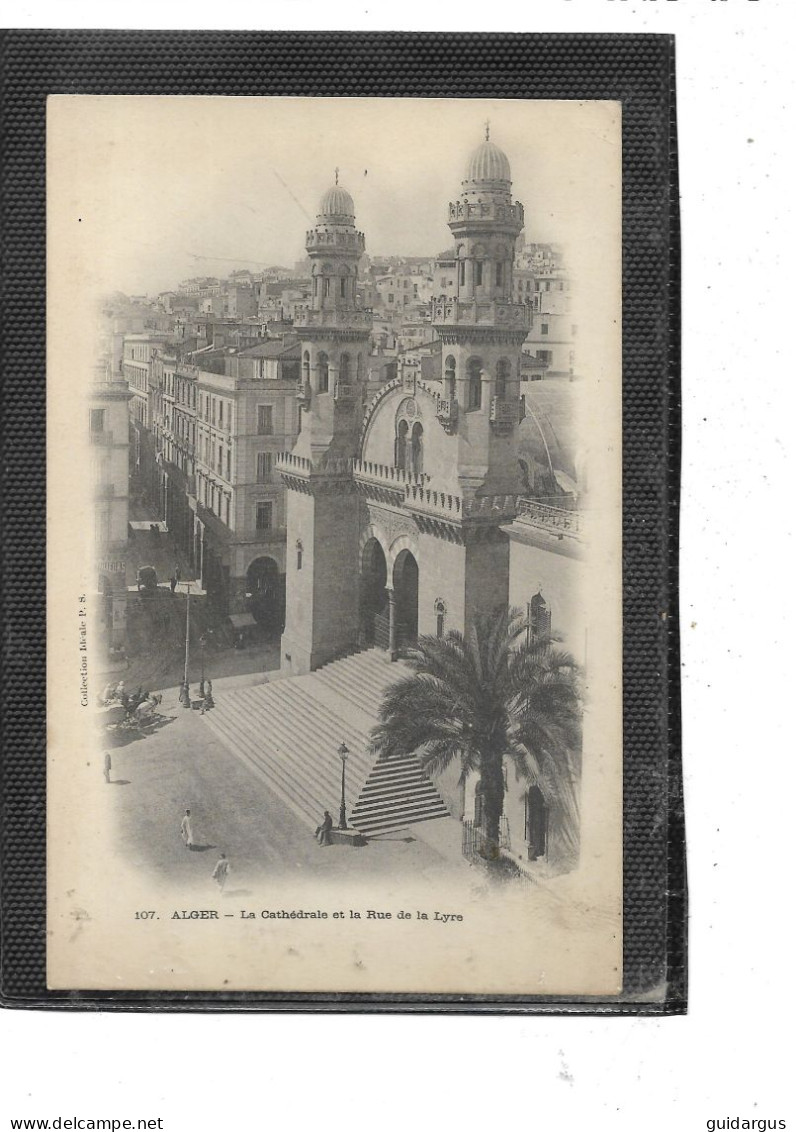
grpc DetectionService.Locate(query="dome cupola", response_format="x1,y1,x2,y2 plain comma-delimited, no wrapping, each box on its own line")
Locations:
464,124,512,185
317,170,356,223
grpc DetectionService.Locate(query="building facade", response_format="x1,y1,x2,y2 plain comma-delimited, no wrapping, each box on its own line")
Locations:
90,359,132,652
278,133,585,871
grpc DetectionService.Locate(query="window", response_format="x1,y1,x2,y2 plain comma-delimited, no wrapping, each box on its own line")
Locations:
410,422,424,476
435,599,446,639
225,497,230,526
541,323,549,336
474,781,485,829
257,405,273,435
528,592,552,644
318,353,329,394
444,355,456,399
296,540,303,571
256,501,273,531
219,401,223,428
211,398,216,425
323,278,330,299
496,358,510,400
339,354,350,383
226,448,231,480
459,261,465,285
467,358,482,411
395,420,409,472
89,408,105,433
256,452,272,482
475,261,483,287
388,293,394,304
340,277,346,298
218,445,223,475
495,262,503,287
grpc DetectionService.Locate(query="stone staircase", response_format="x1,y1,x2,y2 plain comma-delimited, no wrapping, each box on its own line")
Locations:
350,754,450,838
201,649,450,837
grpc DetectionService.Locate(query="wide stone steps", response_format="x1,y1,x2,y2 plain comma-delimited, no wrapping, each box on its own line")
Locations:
202,678,376,830
312,651,399,719
350,755,449,837
202,649,449,838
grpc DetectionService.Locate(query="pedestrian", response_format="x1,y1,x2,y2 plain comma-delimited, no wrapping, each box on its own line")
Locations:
211,852,230,891
170,574,177,593
199,692,207,715
180,808,194,849
103,750,112,784
174,563,182,582
315,810,334,847
205,680,214,708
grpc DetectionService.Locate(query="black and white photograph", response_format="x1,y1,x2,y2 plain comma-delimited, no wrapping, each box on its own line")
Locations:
47,95,622,994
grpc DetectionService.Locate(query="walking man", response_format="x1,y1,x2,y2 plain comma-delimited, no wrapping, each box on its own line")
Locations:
180,808,194,849
211,852,231,891
103,750,112,784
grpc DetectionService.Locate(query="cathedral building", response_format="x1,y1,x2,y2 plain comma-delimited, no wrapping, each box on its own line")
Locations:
275,132,585,868
279,131,580,678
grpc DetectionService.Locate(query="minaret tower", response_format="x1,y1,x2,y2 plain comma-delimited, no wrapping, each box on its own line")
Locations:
279,175,372,674
292,171,372,462
432,125,530,497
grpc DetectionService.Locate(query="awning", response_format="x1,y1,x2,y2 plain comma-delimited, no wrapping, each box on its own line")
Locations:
229,613,257,629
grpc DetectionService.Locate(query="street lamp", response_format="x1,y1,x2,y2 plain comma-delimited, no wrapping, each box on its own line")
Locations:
180,581,192,708
338,742,350,830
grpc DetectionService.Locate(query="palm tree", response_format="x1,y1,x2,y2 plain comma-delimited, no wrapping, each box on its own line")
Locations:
372,606,582,859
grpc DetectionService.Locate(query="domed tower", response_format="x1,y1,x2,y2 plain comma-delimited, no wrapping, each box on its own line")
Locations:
293,173,372,462
432,126,530,496
280,174,372,674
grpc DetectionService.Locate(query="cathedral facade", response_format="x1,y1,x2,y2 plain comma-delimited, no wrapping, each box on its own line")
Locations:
279,134,546,677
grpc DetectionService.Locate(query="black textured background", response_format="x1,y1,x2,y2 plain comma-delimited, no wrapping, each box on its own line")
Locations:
0,30,685,1014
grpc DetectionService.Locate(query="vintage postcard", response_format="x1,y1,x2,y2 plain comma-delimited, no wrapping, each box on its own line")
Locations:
46,96,623,996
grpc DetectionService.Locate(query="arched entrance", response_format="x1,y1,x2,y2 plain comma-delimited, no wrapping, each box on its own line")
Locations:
246,556,283,629
525,786,548,861
393,549,419,648
360,538,388,647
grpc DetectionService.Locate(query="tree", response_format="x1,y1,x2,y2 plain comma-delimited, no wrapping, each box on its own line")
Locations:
372,606,582,859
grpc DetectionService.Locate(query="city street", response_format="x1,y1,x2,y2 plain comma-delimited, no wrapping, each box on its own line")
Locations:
100,688,471,892
108,497,280,694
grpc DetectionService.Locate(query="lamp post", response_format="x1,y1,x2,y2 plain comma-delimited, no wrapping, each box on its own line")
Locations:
338,742,350,830
180,581,192,708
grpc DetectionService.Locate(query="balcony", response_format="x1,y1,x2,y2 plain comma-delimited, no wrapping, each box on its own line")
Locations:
276,451,353,487
334,382,356,402
295,382,312,407
89,430,114,446
353,460,426,500
436,397,459,434
515,499,581,537
447,199,524,229
403,485,518,526
431,298,530,332
305,228,366,254
293,307,373,332
489,396,520,434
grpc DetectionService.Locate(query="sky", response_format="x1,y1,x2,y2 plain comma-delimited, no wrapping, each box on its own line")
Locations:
48,96,621,297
